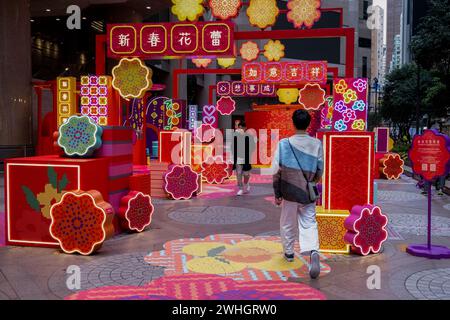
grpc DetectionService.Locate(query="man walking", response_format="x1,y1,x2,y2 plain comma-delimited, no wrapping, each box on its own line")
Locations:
272,110,324,279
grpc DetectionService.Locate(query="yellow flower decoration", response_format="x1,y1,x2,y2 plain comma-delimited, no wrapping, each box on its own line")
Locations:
352,119,366,131
263,40,285,62
112,58,152,99
287,0,321,29
217,57,236,68
171,0,205,21
334,79,348,94
209,0,242,20
247,0,280,29
343,89,357,104
240,41,260,62
36,184,63,219
183,239,304,274
277,88,299,105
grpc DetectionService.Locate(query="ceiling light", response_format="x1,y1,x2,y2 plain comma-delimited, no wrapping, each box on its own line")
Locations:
30,19,34,22
45,9,51,12
56,18,60,21
82,17,87,20
146,6,151,9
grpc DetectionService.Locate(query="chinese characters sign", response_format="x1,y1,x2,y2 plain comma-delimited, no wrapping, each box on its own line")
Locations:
107,22,234,58
216,81,276,97
57,77,76,127
242,61,327,84
409,130,450,181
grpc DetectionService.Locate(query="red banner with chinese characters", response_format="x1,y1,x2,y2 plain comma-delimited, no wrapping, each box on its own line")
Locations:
107,22,235,59
217,81,276,97
242,61,327,84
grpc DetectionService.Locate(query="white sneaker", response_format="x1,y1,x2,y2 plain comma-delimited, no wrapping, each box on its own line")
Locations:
244,184,250,194
237,189,244,196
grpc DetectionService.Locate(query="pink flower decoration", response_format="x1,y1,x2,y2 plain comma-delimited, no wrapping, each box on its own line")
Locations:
344,205,388,256
353,78,367,93
201,156,230,184
342,108,357,123
195,123,216,143
118,191,154,232
164,165,199,200
216,96,236,115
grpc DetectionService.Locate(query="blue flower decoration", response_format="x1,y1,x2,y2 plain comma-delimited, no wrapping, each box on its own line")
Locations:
352,100,366,111
334,119,348,132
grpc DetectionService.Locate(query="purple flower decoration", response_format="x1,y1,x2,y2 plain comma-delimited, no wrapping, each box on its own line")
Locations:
334,100,347,113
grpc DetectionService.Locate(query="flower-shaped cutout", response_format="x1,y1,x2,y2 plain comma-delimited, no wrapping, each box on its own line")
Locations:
344,205,388,256
263,40,285,61
36,184,63,219
240,41,259,62
119,191,154,232
50,190,114,255
353,78,368,93
342,108,357,123
334,79,348,94
201,156,230,184
343,89,358,104
247,0,279,29
217,58,236,68
112,58,152,99
298,83,326,110
164,165,199,200
216,96,236,115
334,100,346,113
171,0,205,21
144,234,331,281
277,88,299,105
334,119,347,132
58,115,103,157
381,153,404,180
195,123,217,143
287,0,321,29
192,58,212,68
209,0,242,20
351,119,366,131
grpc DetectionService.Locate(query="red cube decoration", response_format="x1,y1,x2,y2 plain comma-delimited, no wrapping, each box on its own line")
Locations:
322,132,375,211
4,155,109,247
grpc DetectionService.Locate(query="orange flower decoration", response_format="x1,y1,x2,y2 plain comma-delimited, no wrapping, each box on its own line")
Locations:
240,41,260,62
192,58,212,68
287,0,321,29
247,0,279,29
209,0,242,20
50,190,114,255
298,83,326,110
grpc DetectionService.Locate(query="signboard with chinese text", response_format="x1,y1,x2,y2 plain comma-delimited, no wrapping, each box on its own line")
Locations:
242,61,327,84
216,81,276,97
107,22,234,59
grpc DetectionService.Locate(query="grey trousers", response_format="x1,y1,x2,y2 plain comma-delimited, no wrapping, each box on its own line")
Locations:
280,200,320,255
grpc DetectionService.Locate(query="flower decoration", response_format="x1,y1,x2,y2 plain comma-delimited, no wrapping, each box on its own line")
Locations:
334,79,348,94
118,191,154,232
216,96,236,115
36,184,63,219
334,119,347,132
58,115,103,157
217,58,236,68
247,0,279,29
343,89,358,104
49,190,114,255
381,153,404,180
263,40,285,61
353,78,368,93
145,234,331,281
277,88,299,105
351,119,366,131
352,100,366,111
334,100,346,113
195,123,216,143
112,58,152,99
201,156,230,184
192,58,212,68
164,100,182,131
66,273,327,300
298,83,326,110
344,205,388,256
209,0,242,20
171,0,205,21
287,0,321,29
342,108,357,123
164,165,199,200
240,41,259,62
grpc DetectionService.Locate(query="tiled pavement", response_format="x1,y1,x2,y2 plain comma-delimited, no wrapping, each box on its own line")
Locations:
0,173,449,300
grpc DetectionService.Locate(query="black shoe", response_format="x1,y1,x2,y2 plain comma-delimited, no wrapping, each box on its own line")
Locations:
284,253,295,262
309,251,320,279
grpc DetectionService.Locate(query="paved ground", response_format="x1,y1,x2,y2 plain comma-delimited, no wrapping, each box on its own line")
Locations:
0,173,449,300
